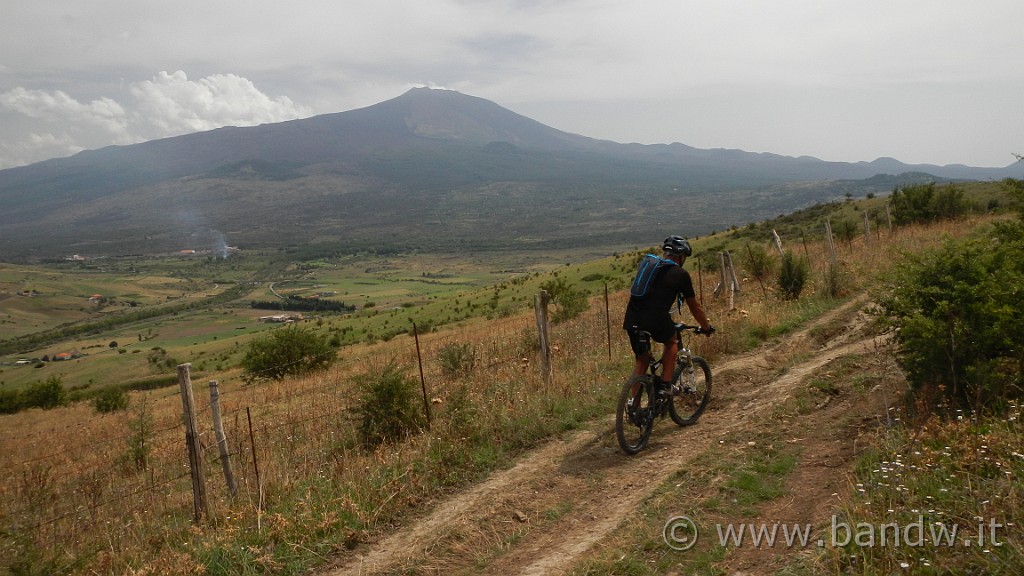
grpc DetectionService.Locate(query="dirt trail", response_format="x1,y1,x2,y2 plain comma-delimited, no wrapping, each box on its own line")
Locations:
324,296,888,575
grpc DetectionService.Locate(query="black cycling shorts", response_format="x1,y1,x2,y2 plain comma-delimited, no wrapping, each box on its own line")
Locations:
626,317,674,357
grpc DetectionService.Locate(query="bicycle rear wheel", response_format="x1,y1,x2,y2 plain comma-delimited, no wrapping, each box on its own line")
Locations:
616,375,656,454
668,357,712,426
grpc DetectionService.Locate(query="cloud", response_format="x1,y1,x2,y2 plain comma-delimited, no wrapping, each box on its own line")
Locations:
128,71,312,137
0,87,131,141
0,71,312,168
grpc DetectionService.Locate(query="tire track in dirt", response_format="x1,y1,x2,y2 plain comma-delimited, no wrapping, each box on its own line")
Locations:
325,297,880,575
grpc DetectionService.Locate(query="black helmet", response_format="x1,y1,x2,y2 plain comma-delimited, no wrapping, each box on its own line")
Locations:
662,235,692,257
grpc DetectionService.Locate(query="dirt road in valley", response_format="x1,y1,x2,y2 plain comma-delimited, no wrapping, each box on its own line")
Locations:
323,296,895,575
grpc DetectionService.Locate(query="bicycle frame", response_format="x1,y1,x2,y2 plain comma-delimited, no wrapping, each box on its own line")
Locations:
645,324,698,385
616,323,711,454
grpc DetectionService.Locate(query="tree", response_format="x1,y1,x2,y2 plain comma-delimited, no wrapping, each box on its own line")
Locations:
241,325,339,383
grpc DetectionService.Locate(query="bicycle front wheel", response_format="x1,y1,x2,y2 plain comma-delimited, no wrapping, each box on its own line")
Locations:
668,356,712,426
615,375,656,455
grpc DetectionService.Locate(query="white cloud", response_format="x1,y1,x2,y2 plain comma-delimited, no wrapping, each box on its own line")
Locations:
0,132,84,169
0,71,312,168
128,71,312,138
0,87,131,141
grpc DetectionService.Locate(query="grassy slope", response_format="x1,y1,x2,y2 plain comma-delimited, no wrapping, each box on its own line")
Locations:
0,181,1020,574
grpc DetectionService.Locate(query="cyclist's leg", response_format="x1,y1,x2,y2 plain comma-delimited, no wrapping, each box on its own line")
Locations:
659,336,679,385
627,328,653,382
648,319,676,385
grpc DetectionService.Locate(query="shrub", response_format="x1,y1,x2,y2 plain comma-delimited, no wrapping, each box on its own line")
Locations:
93,387,130,413
890,182,970,225
241,325,338,383
776,252,809,300
123,397,154,471
879,222,1024,412
438,342,476,378
741,243,775,287
355,362,426,448
539,277,589,324
0,389,21,414
833,219,859,248
22,376,67,410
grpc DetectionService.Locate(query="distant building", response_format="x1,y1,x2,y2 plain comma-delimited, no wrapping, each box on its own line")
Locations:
259,314,304,323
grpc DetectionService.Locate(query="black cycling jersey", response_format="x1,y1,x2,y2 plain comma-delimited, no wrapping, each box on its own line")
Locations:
622,265,696,344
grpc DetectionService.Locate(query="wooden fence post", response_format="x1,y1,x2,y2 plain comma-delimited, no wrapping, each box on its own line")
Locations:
696,256,704,307
604,283,612,359
745,243,767,297
412,322,432,428
713,252,727,298
724,251,740,310
177,363,208,524
863,210,872,248
534,290,552,386
208,380,237,497
246,407,263,512
771,229,785,256
824,219,837,269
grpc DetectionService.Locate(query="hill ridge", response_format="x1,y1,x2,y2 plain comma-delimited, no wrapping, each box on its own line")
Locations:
1,88,1021,261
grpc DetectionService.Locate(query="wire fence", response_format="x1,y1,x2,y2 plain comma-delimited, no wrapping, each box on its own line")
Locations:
0,225,853,563
0,287,637,564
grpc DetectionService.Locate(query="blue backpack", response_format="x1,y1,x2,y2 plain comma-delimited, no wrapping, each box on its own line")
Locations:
629,254,678,298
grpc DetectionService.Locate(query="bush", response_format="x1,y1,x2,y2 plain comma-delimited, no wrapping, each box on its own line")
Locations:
776,252,809,300
123,397,154,471
890,182,970,225
539,277,589,324
22,376,67,410
438,342,476,378
741,243,775,287
241,325,338,383
355,362,426,448
93,387,130,413
879,222,1024,412
0,389,21,414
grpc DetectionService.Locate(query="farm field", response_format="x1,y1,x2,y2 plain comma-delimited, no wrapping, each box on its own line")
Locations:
0,246,625,394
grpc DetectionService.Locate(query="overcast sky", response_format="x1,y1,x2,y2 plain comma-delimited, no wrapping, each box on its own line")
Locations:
2,1,1022,171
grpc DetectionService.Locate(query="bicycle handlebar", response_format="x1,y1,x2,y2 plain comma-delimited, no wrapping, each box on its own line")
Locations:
674,323,715,335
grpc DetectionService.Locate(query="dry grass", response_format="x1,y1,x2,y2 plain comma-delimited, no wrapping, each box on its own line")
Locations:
0,214,1004,574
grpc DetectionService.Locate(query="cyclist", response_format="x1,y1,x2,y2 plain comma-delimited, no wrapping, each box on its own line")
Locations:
623,235,714,389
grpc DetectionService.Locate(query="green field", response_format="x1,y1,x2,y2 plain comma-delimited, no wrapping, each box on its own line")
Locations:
0,245,640,395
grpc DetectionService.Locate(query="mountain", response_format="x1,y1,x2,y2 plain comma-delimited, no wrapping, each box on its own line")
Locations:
0,87,1020,261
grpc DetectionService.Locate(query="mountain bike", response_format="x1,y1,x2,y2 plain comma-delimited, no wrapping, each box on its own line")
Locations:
615,324,712,455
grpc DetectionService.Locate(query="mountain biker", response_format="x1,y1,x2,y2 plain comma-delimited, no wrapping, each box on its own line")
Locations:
623,235,715,389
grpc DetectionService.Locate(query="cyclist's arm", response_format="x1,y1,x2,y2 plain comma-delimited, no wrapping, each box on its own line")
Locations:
683,296,713,333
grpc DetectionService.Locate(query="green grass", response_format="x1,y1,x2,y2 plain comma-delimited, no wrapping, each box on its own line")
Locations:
571,432,802,576
828,413,1024,574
